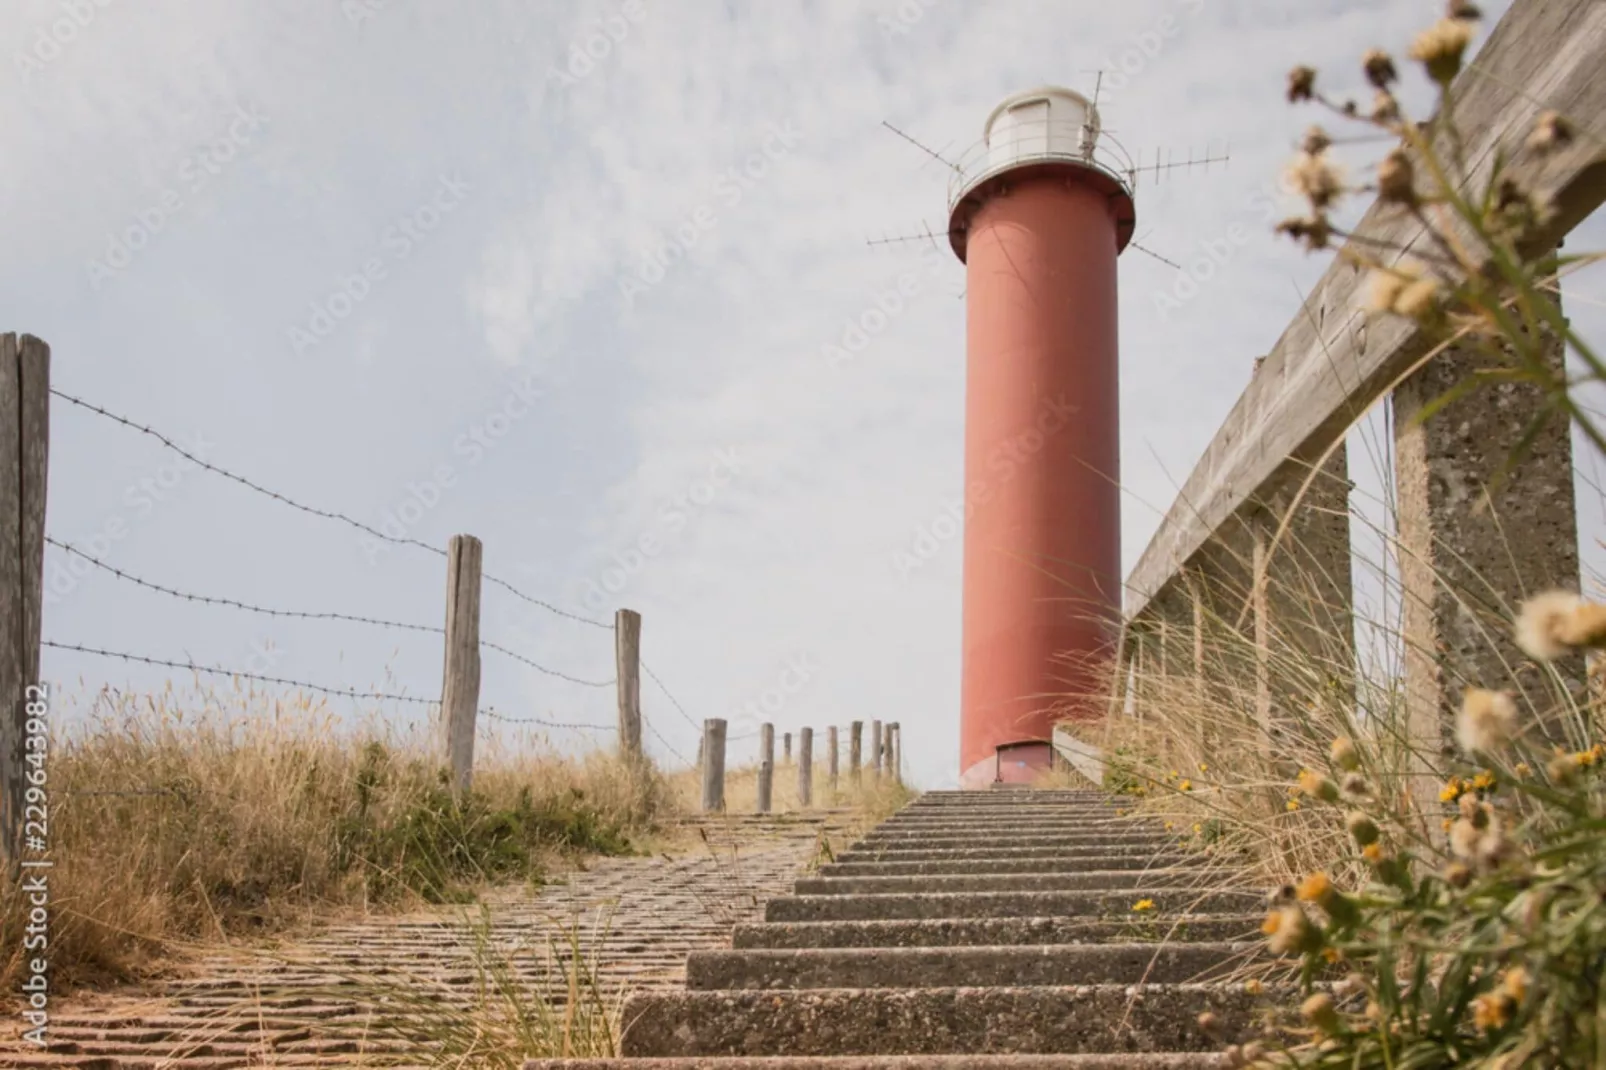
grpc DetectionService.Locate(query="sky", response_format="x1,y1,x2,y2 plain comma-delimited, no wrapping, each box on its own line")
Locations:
5,0,1603,791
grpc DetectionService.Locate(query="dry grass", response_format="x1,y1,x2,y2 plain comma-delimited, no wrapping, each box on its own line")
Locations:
0,678,676,997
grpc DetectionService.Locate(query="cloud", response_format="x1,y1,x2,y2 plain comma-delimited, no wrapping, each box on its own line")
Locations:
12,0,1605,796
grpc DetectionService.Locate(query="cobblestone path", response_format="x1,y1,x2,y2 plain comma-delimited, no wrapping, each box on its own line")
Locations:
2,811,856,1069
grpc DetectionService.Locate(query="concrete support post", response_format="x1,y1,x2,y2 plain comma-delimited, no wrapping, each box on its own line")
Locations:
1249,446,1355,775
1394,325,1582,815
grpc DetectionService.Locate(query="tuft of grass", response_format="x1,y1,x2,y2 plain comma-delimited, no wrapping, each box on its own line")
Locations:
0,680,675,997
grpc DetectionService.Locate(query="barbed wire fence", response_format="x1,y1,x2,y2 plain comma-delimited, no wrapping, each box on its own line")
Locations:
5,360,703,810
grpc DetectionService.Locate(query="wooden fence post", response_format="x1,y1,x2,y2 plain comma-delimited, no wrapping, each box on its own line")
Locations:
614,608,642,762
783,731,791,763
827,725,839,793
1,334,48,881
757,723,774,813
440,533,482,792
888,722,901,785
797,726,813,807
701,718,726,812
870,719,883,779
850,720,863,785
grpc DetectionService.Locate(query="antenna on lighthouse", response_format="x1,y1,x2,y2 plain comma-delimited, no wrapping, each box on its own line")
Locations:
1130,142,1232,186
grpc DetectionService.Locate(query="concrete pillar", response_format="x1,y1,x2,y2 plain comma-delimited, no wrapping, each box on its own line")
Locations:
1187,514,1260,756
1394,323,1581,802
1249,446,1355,771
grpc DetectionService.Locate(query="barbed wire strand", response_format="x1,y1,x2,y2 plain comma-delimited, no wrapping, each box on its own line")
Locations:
51,389,610,630
46,640,617,732
46,537,439,634
44,640,437,704
642,716,692,767
640,659,699,731
479,639,613,687
47,538,616,685
479,708,613,732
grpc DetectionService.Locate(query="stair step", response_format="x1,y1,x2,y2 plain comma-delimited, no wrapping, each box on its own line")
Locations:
834,845,1180,863
526,1055,1224,1068
871,822,1144,834
685,942,1262,990
793,871,1214,895
853,834,1173,850
766,889,1262,923
817,857,1197,877
731,915,1264,949
615,984,1281,1056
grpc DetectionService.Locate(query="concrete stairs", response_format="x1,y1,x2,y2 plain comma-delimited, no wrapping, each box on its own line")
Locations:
528,789,1283,1068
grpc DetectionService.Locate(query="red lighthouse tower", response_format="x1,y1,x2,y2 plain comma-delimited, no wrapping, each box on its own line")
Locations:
947,86,1135,789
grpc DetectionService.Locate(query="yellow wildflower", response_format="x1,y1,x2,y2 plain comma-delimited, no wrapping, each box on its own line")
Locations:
1472,992,1513,1031
1287,800,1301,812
1133,899,1155,912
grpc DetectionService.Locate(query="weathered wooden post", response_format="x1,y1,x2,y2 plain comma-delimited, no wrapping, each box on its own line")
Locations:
756,723,774,813
797,726,813,807
701,718,726,812
614,608,642,762
440,533,483,792
887,722,901,784
1,334,48,881
870,719,883,779
849,720,863,785
826,725,839,792
783,731,792,763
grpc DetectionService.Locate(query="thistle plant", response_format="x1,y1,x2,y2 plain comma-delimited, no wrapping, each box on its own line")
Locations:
1274,1,1603,470
1225,589,1606,1069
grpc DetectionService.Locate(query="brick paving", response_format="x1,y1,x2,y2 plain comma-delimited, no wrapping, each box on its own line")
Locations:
1,811,856,1069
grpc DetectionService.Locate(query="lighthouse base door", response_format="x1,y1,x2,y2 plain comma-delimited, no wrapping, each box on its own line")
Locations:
993,740,1053,785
